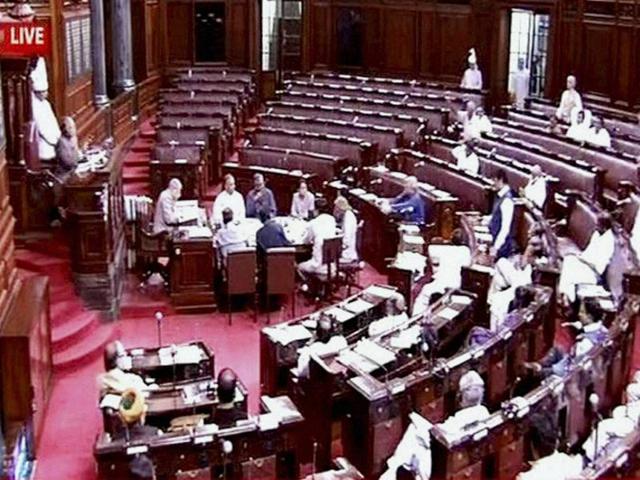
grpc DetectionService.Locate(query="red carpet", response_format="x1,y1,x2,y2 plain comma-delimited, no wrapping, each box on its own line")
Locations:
18,231,386,480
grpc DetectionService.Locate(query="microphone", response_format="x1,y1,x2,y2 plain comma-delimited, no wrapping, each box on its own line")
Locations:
589,393,602,464
155,311,164,348
221,440,233,479
370,178,383,186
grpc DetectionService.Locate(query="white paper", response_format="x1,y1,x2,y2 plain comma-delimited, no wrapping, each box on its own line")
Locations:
100,393,121,410
264,324,312,345
364,285,397,299
436,307,459,321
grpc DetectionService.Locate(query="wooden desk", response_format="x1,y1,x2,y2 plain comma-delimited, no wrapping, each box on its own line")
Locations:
169,230,215,312
95,395,304,480
65,149,125,318
149,157,206,201
121,342,215,384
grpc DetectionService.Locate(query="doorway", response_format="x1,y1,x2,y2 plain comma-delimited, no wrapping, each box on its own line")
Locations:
508,9,550,98
195,2,226,62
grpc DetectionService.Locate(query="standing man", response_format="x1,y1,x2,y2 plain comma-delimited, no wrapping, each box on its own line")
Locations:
509,58,530,108
298,198,337,279
30,57,61,164
460,48,483,90
556,75,583,122
246,173,277,218
487,169,515,260
290,180,315,219
153,178,182,233
211,174,245,225
452,140,480,174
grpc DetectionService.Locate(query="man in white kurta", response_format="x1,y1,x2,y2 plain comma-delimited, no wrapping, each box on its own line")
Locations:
452,141,480,174
586,116,612,149
298,199,337,277
558,217,615,303
437,371,490,437
509,58,530,108
466,107,493,139
556,75,583,122
460,49,483,90
153,178,182,233
368,293,409,336
379,412,433,480
566,109,591,143
211,174,246,225
334,196,358,263
522,165,547,209
30,57,61,162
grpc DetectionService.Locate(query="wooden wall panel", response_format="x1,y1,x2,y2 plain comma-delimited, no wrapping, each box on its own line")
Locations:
418,11,436,76
437,11,472,82
382,11,417,73
310,3,331,69
581,23,612,97
165,0,193,66
227,0,248,66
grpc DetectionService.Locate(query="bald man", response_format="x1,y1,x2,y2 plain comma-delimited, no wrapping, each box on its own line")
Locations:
153,178,183,233
556,75,583,122
245,173,277,218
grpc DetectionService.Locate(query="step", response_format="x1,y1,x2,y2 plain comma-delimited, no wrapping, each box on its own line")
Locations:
123,166,150,182
124,155,151,168
124,184,150,196
50,298,86,328
22,239,70,260
140,129,156,140
15,250,67,273
53,323,116,374
51,311,100,354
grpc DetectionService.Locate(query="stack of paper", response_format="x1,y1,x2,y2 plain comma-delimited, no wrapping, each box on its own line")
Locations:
264,324,312,345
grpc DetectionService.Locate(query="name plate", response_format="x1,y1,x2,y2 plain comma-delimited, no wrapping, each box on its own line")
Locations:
472,428,488,441
391,383,405,395
127,445,149,455
194,435,214,445
175,159,188,164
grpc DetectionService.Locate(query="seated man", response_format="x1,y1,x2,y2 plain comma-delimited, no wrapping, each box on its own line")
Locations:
387,176,426,224
368,293,409,336
524,334,598,378
466,106,493,139
294,314,347,378
488,241,540,328
246,173,277,219
213,368,247,427
153,178,183,233
586,115,611,149
566,109,591,142
556,75,583,123
256,210,291,252
290,180,315,220
437,370,491,436
452,140,479,174
298,198,337,280
522,165,547,210
379,412,433,480
548,115,563,136
214,208,248,262
558,213,615,304
413,229,471,316
99,341,157,395
334,196,358,264
211,174,245,225
517,451,583,480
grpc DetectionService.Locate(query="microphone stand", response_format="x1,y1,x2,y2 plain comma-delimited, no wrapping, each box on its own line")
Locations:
155,311,164,348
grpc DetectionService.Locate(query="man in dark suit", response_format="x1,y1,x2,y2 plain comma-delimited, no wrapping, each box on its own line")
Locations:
213,368,247,428
256,210,291,253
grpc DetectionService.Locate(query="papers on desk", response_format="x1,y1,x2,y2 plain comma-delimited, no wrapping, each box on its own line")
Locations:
176,200,201,223
349,188,367,196
450,294,473,306
393,251,427,273
301,319,317,330
340,299,373,316
180,226,213,239
264,324,312,346
390,171,407,180
577,284,610,298
389,325,421,350
353,339,396,367
364,284,397,300
117,356,133,370
324,306,355,323
258,413,280,431
100,393,121,410
157,345,205,365
261,396,301,423
436,307,459,321
361,193,378,202
476,232,493,244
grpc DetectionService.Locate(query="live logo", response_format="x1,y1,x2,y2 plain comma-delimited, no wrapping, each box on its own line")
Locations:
0,21,51,57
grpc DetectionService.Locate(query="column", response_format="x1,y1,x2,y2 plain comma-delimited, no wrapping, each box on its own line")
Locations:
90,0,109,104
111,0,135,92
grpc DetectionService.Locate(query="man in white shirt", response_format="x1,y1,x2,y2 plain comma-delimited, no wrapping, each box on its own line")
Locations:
556,75,583,122
30,57,61,163
215,208,248,262
558,213,615,304
379,412,433,480
460,48,483,90
298,198,337,278
153,178,182,233
522,165,547,209
452,141,480,174
211,174,245,225
509,58,530,108
566,109,591,143
487,169,515,260
587,115,612,149
413,229,471,316
290,180,315,219
437,370,490,436
334,195,358,264
99,342,157,395
293,314,347,378
466,106,492,139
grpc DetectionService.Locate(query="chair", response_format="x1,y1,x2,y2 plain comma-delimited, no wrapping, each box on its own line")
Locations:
309,235,343,303
135,201,169,288
339,220,365,297
263,247,297,323
225,247,258,325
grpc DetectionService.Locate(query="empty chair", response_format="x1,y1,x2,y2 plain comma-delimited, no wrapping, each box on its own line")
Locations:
263,247,297,323
225,247,258,325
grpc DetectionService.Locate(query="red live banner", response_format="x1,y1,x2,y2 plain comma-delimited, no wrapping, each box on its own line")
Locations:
0,21,52,57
